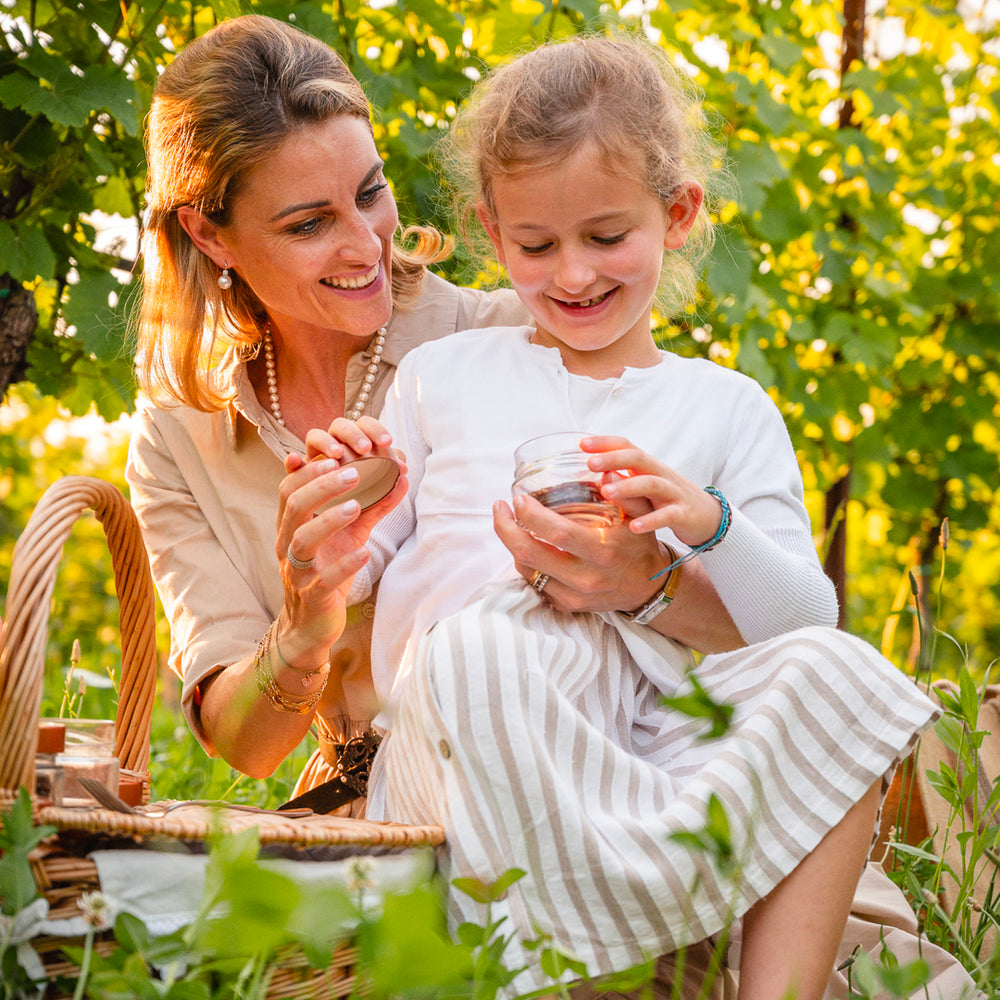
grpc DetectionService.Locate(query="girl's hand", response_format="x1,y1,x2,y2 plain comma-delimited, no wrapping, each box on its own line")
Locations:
581,435,724,547
302,415,398,465
494,434,743,650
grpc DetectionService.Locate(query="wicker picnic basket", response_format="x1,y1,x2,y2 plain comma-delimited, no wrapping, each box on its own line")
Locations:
0,475,445,998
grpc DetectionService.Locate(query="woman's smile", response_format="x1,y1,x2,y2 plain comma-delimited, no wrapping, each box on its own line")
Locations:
320,262,381,291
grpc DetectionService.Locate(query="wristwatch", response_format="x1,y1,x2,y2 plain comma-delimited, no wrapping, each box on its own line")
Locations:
624,560,683,626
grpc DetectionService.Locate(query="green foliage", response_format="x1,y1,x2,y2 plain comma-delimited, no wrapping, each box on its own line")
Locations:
0,790,56,1000
0,789,54,916
661,671,735,740
882,644,1000,998
0,815,618,1000
846,948,933,1000
0,0,150,420
652,0,1000,665
3,0,998,666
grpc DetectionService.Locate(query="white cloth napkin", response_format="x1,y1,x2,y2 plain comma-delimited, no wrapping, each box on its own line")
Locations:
89,848,433,936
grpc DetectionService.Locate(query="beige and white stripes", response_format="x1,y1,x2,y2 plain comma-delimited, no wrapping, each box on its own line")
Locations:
373,579,939,993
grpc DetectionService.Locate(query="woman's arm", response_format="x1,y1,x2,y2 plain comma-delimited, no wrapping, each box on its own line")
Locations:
126,407,404,777
199,455,398,776
494,498,743,653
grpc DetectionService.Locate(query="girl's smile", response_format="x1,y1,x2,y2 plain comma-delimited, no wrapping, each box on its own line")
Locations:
551,288,617,312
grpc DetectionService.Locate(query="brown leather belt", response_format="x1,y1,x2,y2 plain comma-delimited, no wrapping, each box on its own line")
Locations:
278,728,381,814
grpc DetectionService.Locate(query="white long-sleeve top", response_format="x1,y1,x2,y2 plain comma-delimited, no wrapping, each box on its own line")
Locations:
352,326,837,718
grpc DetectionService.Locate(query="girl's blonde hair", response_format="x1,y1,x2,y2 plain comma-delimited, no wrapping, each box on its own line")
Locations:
138,14,447,410
440,33,725,315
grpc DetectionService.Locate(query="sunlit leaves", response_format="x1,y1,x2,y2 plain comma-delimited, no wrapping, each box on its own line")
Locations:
2,0,998,660
0,222,56,281
1,3,147,418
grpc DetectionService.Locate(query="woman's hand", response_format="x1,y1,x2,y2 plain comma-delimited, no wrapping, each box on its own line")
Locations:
494,494,668,614
275,416,407,666
493,434,742,653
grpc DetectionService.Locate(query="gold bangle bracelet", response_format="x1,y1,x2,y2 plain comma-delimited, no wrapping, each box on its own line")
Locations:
254,619,328,715
271,613,332,691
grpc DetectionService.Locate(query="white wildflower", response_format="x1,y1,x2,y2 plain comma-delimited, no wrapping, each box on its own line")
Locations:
77,891,111,930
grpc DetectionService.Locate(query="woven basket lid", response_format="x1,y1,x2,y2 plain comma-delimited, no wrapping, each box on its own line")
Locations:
36,800,444,850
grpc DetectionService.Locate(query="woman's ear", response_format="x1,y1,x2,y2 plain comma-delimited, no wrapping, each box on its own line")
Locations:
176,206,231,267
475,201,507,266
663,183,705,251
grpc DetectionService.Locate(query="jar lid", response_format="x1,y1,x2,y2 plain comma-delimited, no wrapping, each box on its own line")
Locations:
37,721,66,754
322,456,400,512
117,773,144,806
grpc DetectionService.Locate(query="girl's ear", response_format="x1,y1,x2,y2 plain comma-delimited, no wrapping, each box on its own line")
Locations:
176,206,232,268
663,183,704,250
475,201,507,266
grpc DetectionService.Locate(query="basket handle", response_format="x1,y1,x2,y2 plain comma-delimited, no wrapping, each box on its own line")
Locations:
0,476,158,798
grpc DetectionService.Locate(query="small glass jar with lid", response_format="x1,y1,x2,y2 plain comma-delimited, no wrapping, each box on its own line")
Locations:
35,720,67,805
50,718,120,809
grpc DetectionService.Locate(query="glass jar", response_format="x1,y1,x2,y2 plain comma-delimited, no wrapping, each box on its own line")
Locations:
34,753,65,806
35,720,67,805
50,718,120,809
512,432,624,528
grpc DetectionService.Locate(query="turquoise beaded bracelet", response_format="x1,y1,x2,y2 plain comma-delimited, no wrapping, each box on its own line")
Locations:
648,486,732,582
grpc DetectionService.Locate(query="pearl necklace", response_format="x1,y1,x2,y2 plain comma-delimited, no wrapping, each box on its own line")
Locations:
262,327,284,426
348,326,387,420
261,325,386,427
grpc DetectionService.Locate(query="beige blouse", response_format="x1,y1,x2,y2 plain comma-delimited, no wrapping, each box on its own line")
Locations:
126,272,528,795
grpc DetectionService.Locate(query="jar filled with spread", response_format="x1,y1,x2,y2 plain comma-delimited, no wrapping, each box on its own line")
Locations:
35,721,67,805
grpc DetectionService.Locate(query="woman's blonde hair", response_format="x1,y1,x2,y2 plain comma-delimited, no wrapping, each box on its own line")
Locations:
440,33,726,315
138,14,446,410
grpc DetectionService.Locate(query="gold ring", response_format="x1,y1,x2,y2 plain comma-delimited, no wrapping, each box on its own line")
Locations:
529,571,550,593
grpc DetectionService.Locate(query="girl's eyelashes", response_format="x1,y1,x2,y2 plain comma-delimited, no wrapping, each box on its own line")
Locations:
515,233,629,254
518,242,552,256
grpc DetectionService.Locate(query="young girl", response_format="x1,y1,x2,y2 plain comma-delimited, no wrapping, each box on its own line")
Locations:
294,35,964,1000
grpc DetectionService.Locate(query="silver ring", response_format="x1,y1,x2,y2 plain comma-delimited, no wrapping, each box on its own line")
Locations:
287,547,315,571
529,571,550,593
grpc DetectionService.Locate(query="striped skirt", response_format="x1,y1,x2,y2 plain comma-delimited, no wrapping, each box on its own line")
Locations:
370,579,940,992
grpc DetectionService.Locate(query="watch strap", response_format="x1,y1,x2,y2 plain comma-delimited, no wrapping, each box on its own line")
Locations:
624,559,683,625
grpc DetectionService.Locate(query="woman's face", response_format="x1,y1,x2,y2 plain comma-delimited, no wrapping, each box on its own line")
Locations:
218,115,399,342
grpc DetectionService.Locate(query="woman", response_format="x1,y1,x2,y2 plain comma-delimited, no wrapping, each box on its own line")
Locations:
126,15,976,999
126,14,733,810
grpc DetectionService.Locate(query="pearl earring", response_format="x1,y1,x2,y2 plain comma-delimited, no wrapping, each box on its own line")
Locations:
218,266,232,291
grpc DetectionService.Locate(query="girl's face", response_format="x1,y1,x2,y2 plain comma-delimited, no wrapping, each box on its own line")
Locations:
479,142,700,379
204,115,399,343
